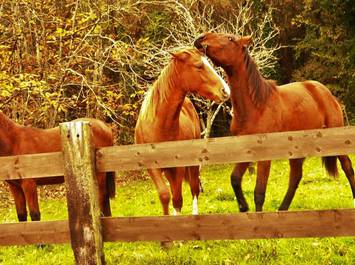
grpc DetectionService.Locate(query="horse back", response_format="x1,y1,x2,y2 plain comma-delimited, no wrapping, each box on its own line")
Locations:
277,80,343,130
74,118,114,148
14,118,113,154
15,127,61,154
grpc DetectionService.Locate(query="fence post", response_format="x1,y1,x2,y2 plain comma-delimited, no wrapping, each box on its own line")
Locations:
60,121,105,265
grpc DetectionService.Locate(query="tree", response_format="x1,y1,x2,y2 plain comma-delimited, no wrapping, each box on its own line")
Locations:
291,0,355,123
0,0,280,143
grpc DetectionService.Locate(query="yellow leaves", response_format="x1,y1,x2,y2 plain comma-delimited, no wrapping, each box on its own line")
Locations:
79,12,98,24
106,90,123,101
122,103,132,111
121,103,137,117
136,37,150,47
0,89,12,97
0,71,18,97
0,71,51,100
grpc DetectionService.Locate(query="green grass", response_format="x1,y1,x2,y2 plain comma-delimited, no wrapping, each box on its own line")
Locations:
1,156,355,264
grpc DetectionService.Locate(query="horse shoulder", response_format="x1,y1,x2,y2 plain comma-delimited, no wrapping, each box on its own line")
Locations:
182,99,199,121
179,99,200,140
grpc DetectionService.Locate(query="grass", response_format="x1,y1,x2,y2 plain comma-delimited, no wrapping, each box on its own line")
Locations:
1,156,355,264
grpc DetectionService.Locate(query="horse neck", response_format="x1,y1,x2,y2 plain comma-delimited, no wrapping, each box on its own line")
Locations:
0,112,20,154
228,51,275,130
228,66,256,127
152,72,186,132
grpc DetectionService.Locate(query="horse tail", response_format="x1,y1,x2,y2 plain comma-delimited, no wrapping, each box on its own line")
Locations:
322,156,339,178
106,171,116,198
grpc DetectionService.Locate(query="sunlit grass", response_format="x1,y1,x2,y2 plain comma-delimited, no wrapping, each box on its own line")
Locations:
1,155,355,264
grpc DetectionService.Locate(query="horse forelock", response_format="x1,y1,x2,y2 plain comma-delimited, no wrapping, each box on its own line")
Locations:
139,59,178,121
243,50,276,107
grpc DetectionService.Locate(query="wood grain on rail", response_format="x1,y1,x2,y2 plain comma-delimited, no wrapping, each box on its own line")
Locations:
0,127,354,180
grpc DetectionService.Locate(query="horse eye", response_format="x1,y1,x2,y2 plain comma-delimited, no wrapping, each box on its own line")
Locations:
195,64,203,69
228,37,234,41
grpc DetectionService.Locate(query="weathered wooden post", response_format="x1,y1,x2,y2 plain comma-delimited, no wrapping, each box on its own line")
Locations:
60,121,105,265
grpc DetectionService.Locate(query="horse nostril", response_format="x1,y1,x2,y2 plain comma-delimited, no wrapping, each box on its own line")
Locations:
194,39,202,49
222,89,229,99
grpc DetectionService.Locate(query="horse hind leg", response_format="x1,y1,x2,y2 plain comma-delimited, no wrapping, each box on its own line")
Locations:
8,181,28,221
97,172,112,217
254,160,271,212
279,158,304,211
231,162,250,212
165,168,184,215
338,155,355,207
21,179,41,221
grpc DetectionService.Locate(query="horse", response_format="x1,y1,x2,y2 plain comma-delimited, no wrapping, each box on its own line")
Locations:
135,47,230,216
194,32,355,212
0,111,116,221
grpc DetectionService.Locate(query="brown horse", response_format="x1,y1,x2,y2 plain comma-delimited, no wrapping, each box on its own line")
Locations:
135,47,230,215
0,111,116,221
195,32,355,212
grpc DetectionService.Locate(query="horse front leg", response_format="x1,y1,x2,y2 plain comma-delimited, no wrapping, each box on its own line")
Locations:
8,181,28,221
21,179,41,221
231,162,250,212
148,168,170,215
279,158,304,211
187,166,200,215
254,160,271,212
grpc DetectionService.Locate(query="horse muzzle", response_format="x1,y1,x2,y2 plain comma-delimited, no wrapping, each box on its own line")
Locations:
194,34,208,53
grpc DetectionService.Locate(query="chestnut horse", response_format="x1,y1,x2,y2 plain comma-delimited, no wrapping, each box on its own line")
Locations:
0,111,116,221
135,48,230,215
195,32,355,212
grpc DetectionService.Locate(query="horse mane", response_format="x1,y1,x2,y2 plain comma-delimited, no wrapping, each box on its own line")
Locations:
139,57,179,121
243,49,276,107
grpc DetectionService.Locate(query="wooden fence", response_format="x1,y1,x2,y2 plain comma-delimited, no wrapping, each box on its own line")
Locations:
0,123,354,264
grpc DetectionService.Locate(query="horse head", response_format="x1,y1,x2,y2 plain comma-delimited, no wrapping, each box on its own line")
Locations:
194,32,252,72
171,48,230,103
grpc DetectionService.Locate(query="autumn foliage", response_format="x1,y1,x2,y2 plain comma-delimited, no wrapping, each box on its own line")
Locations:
0,0,353,144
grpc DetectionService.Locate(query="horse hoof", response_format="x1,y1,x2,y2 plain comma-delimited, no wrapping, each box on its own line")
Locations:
160,241,173,249
239,206,249,212
36,244,46,249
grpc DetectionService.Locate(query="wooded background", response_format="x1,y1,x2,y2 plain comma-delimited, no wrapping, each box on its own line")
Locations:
0,0,354,144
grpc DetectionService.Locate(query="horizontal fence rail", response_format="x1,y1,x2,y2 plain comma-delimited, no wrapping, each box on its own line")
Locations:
0,126,354,181
1,124,355,265
1,209,355,246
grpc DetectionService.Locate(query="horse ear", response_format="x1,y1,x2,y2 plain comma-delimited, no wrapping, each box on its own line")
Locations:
169,51,176,57
170,51,190,62
239,36,252,48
